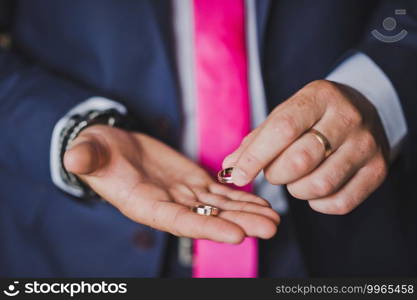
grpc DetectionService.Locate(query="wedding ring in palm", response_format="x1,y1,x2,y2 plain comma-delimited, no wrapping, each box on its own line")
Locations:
192,205,220,216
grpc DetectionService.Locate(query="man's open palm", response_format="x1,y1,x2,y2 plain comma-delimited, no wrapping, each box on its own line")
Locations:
63,125,279,244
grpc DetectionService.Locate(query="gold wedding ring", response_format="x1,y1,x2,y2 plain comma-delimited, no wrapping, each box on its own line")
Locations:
309,128,332,158
217,167,234,184
192,205,220,216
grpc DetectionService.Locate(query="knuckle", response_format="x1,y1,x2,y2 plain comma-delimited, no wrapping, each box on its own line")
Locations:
312,80,339,100
372,156,388,182
334,106,363,129
290,148,315,174
310,176,336,197
347,104,363,125
307,79,331,90
359,132,377,154
270,114,299,141
289,92,311,108
306,79,322,88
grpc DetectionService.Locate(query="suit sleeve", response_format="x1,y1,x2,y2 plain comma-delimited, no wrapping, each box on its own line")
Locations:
0,47,96,188
326,52,407,161
357,0,417,166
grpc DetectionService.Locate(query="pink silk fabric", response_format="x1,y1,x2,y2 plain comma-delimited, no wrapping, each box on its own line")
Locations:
193,0,258,278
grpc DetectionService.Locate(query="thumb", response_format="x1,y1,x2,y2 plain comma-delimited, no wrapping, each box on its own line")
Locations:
63,135,109,176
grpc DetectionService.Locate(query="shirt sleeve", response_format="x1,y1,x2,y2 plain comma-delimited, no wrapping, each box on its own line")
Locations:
326,52,408,160
50,97,127,197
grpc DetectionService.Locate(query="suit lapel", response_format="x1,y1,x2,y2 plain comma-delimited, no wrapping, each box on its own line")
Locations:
147,0,183,138
255,0,271,48
149,0,177,76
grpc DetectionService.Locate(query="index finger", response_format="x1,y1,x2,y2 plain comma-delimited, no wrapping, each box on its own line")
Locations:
229,92,326,186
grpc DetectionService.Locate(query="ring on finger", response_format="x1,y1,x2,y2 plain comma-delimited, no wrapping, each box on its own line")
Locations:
309,128,332,158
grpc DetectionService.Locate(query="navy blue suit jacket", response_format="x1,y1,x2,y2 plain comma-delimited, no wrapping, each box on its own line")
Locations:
0,0,416,277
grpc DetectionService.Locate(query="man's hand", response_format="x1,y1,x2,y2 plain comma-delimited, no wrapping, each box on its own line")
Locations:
64,125,279,244
223,80,389,215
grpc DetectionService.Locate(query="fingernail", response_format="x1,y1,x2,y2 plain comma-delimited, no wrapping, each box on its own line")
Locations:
231,167,249,186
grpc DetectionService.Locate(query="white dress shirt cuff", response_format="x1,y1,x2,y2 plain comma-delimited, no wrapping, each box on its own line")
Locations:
50,97,127,196
326,52,408,160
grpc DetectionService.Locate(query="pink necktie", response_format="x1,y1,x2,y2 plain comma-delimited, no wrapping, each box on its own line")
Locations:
193,0,258,278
